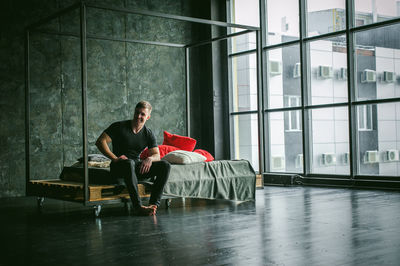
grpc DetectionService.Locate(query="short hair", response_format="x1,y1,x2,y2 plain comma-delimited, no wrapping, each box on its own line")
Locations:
135,101,152,112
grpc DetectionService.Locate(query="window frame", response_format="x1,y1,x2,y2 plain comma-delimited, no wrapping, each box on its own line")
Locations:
227,0,400,180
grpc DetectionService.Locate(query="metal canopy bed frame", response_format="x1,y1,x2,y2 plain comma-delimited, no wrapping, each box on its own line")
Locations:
25,1,261,216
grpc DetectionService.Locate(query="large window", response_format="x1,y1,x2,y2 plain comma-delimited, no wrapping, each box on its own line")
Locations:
228,0,400,180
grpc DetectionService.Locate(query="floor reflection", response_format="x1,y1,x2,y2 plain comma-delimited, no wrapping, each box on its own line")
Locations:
1,187,400,265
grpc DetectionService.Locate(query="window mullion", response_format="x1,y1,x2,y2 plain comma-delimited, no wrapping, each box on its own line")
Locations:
299,0,309,175
346,0,357,178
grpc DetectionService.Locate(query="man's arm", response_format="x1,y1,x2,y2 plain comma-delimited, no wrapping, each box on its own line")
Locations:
140,147,160,174
95,132,126,162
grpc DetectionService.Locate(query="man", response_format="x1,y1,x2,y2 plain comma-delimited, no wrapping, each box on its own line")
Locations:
96,101,171,216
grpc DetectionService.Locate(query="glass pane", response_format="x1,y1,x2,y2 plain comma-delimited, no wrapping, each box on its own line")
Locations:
308,35,348,105
310,107,350,175
307,0,346,37
230,32,256,54
266,0,299,45
267,45,301,109
230,0,260,28
231,53,258,112
229,0,259,54
355,23,400,101
358,102,400,176
268,112,303,173
231,114,259,171
354,0,400,27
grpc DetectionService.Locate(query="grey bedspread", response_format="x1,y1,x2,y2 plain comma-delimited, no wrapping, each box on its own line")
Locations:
60,159,256,202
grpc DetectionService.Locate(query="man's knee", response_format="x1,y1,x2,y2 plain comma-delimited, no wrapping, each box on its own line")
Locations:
158,160,171,172
113,159,137,179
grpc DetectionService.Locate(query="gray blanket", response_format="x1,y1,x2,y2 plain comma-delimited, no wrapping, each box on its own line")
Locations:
60,160,256,202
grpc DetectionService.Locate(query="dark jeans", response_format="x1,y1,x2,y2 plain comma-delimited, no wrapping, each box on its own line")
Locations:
110,159,171,208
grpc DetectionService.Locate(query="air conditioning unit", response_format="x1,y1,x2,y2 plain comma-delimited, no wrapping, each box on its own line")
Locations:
361,69,376,83
364,150,379,163
338,67,347,80
383,71,395,83
318,65,333,79
271,155,285,170
293,62,301,78
343,152,350,165
322,153,336,166
295,154,303,168
384,150,399,162
269,61,282,75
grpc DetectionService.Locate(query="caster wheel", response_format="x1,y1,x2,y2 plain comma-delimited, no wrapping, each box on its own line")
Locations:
94,205,102,217
166,199,171,209
37,197,44,209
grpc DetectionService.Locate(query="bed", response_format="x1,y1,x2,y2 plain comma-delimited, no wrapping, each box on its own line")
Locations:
30,159,256,200
28,159,257,216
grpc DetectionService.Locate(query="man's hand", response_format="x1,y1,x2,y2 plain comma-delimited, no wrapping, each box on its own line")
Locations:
112,155,128,163
140,157,152,174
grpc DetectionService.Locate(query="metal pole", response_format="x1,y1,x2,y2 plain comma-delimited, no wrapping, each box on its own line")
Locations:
86,3,260,31
226,3,234,160
25,29,31,195
80,2,89,204
256,30,265,175
185,47,191,137
259,0,268,178
186,30,255,48
30,29,186,48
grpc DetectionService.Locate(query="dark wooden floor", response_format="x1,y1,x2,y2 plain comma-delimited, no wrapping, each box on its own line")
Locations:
1,186,400,266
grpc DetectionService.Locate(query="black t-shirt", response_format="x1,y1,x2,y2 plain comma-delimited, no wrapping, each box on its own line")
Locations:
104,120,157,161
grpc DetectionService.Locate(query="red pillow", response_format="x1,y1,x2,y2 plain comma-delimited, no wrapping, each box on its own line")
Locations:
194,149,214,162
140,145,179,160
162,131,197,151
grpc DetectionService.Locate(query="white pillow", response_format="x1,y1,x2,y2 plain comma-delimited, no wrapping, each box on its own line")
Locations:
162,150,206,164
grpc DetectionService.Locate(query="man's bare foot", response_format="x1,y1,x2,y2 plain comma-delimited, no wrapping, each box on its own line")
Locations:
148,205,158,215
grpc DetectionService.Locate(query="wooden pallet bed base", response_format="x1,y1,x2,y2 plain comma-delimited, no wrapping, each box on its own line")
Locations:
28,180,150,203
29,174,262,202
